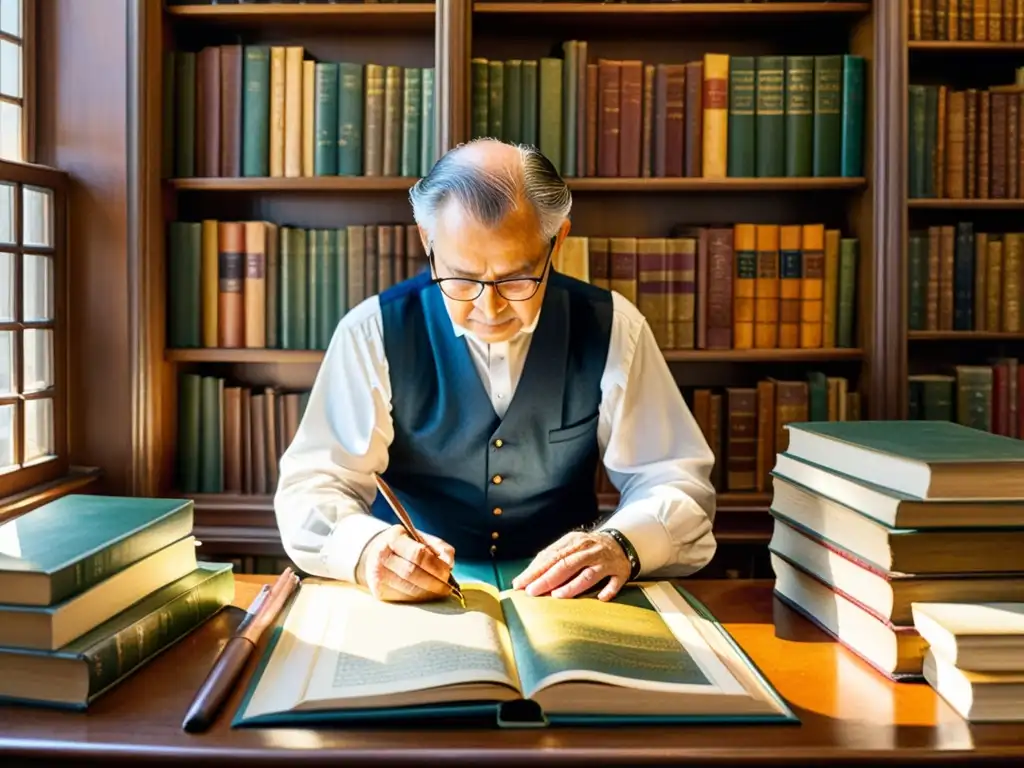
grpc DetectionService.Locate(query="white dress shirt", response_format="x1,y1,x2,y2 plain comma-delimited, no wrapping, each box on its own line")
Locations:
273,288,718,584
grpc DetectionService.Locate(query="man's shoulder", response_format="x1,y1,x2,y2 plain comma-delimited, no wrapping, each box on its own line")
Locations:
378,269,433,308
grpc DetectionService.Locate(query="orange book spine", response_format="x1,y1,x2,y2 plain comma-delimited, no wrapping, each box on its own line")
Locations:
800,224,826,348
732,223,756,349
701,53,729,179
777,225,802,349
243,222,267,348
822,229,840,346
218,222,246,348
269,47,286,178
284,46,304,178
754,224,780,348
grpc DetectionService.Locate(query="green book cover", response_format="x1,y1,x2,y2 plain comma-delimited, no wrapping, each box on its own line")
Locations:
337,61,364,176
727,56,756,177
0,495,193,606
0,563,234,709
839,54,864,178
539,58,563,173
783,55,813,177
313,62,339,176
812,55,843,177
401,67,422,178
231,559,797,729
420,67,435,176
166,221,201,348
787,420,1024,464
754,55,785,177
241,45,270,177
306,228,322,350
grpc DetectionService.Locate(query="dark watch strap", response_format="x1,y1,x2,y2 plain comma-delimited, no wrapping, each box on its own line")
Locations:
602,528,641,581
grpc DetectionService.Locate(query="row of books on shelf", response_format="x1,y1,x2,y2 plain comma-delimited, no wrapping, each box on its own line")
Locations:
769,419,1024,721
198,554,293,577
908,0,1024,41
177,374,311,495
471,49,865,179
909,359,1019,435
907,224,1024,333
167,220,428,351
165,46,434,180
908,72,1024,200
0,495,235,709
690,373,859,493
175,369,859,499
166,219,858,353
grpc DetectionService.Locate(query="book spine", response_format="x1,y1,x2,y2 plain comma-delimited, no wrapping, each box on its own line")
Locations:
85,567,235,700
727,56,756,178
242,46,270,177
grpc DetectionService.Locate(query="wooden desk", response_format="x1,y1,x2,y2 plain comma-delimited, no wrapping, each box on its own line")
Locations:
1,576,1022,766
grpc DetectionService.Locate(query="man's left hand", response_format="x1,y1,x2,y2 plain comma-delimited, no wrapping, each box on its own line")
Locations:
511,531,631,601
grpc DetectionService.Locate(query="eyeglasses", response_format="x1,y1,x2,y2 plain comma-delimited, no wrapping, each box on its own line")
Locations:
428,237,557,302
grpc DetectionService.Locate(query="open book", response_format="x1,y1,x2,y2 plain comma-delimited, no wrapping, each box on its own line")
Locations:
233,564,796,728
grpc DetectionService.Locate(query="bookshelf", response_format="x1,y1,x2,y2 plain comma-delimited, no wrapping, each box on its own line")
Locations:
902,0,1024,432
139,0,898,580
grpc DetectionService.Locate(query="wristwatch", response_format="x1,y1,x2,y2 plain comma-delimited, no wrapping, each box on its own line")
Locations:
601,528,641,581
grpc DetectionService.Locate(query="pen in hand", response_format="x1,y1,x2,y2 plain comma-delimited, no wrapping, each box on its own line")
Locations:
374,473,466,607
181,567,299,733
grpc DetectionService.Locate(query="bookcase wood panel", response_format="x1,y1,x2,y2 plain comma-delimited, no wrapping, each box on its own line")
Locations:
130,0,901,579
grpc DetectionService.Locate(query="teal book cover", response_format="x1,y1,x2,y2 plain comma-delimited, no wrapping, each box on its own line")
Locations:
0,494,194,606
232,559,797,729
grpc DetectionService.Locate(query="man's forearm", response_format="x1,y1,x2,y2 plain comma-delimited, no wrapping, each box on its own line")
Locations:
274,484,392,583
598,470,717,578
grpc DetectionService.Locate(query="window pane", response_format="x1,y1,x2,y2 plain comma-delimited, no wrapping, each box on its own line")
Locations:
0,0,20,38
23,254,53,322
23,186,53,249
23,329,52,393
0,39,20,99
0,330,13,395
0,402,13,470
0,182,12,245
24,397,53,463
0,101,20,162
0,251,12,322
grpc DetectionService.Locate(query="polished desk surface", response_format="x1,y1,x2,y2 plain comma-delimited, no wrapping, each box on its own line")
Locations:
1,576,1022,766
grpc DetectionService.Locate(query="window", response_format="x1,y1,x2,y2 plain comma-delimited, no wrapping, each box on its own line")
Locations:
1,0,31,163
0,163,66,497
1,0,66,498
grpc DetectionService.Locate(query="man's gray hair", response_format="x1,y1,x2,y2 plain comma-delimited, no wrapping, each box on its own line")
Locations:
409,140,572,242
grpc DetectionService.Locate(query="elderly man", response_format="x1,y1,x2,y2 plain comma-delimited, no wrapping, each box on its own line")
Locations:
274,138,716,604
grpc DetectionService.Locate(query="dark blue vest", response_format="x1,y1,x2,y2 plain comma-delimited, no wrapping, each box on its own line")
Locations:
370,269,614,561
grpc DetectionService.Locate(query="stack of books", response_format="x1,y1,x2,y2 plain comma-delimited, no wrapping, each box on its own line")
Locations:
0,494,235,709
912,601,1024,722
766,420,1024,683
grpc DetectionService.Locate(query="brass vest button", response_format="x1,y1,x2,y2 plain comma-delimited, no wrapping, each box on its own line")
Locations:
492,474,502,484
493,507,502,516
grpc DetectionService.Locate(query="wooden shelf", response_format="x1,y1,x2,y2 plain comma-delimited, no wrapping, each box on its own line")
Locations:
471,2,868,33
909,41,1024,52
167,176,418,192
475,2,870,14
165,3,437,32
166,177,865,194
166,348,325,364
566,177,866,193
908,331,1024,341
166,347,862,364
191,490,771,529
662,348,862,362
908,198,1024,210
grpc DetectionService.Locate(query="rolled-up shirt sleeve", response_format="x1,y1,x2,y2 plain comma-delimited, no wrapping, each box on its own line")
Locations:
596,292,717,577
273,296,394,583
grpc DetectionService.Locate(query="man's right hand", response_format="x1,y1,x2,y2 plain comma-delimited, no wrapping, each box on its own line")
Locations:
356,524,456,602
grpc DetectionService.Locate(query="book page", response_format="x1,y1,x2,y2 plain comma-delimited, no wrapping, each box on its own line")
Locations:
501,584,720,697
297,581,522,707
